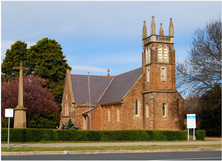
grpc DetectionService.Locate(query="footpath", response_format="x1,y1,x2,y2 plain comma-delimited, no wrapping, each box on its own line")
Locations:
1,138,221,156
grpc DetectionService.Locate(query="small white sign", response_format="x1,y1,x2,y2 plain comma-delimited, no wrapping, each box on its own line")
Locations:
5,109,14,118
187,114,196,128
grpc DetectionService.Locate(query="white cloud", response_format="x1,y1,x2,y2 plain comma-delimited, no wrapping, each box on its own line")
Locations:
2,1,220,40
71,65,107,73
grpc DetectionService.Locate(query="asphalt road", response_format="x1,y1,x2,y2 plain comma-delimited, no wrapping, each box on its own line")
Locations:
2,151,221,160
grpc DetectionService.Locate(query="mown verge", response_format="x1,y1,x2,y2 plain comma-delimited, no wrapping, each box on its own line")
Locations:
1,144,220,152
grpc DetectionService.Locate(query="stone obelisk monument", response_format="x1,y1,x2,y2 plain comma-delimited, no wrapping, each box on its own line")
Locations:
13,61,29,128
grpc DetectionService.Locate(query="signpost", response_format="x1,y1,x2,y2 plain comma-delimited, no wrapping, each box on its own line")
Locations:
5,109,14,150
187,114,196,141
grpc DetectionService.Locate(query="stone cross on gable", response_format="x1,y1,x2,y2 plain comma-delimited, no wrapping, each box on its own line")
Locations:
107,69,110,76
13,61,29,107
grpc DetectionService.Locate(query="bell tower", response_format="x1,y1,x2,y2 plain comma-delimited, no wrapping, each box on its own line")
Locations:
142,16,176,92
141,16,183,131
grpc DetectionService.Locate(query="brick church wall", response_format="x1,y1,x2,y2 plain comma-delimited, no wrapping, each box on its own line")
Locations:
121,76,144,130
91,106,102,130
143,92,184,131
102,104,123,130
75,106,90,129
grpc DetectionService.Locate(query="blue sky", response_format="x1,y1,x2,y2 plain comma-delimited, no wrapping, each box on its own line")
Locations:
1,1,221,78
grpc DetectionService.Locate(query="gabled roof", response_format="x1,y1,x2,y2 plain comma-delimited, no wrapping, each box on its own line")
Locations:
70,67,142,105
71,75,114,105
98,67,142,104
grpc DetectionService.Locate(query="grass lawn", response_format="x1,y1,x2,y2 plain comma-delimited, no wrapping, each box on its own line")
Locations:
1,144,221,152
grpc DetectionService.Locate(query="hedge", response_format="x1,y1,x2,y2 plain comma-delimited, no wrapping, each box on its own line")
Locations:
195,130,206,140
1,128,188,142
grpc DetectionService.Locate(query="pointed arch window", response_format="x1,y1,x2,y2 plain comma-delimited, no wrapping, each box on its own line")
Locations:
135,99,139,116
65,103,69,116
83,116,87,129
161,67,166,82
158,46,163,62
146,103,149,118
163,46,169,63
147,68,150,83
108,109,111,122
158,45,169,63
64,93,69,116
146,47,151,64
162,103,167,117
117,108,120,122
148,48,151,64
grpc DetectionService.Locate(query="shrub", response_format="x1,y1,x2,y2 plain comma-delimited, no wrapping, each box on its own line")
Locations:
61,119,79,130
196,130,206,140
1,128,187,142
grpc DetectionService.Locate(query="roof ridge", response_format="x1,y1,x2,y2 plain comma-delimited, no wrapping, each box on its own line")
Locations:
114,67,142,77
70,67,142,77
70,74,115,77
96,77,115,105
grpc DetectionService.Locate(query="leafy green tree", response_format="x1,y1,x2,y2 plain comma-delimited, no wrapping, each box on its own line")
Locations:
27,111,60,128
1,41,28,82
26,37,71,103
2,112,60,129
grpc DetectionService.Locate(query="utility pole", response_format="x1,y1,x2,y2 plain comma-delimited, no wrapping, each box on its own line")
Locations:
88,72,91,130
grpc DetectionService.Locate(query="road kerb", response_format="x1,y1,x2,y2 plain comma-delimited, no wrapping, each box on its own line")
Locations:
2,148,222,156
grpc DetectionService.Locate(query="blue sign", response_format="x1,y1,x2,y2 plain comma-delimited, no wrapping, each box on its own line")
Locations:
187,116,196,119
187,114,196,128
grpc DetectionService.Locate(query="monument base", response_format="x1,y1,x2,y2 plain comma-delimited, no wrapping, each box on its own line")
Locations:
14,106,27,128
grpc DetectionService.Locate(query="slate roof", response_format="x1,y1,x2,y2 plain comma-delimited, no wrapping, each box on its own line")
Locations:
98,67,142,104
71,75,114,105
71,67,142,105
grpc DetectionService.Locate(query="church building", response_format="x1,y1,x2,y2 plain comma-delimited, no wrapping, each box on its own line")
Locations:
60,16,184,131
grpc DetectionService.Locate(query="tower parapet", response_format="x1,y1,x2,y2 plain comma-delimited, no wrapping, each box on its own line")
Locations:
143,35,174,45
142,16,174,45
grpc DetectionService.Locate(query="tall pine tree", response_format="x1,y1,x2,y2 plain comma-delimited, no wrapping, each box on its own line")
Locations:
26,37,71,103
1,41,28,82
1,38,71,103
